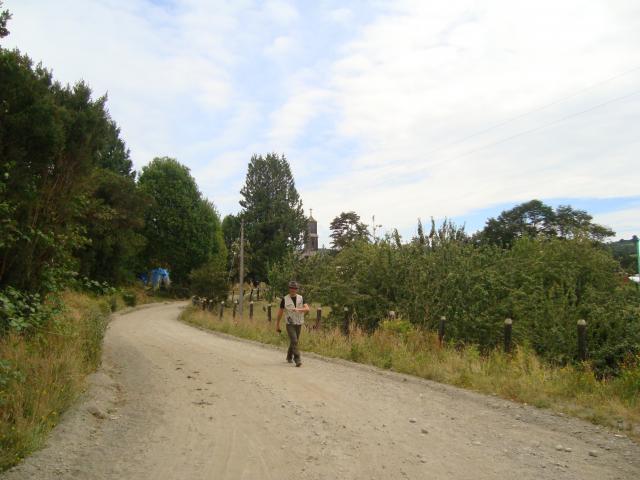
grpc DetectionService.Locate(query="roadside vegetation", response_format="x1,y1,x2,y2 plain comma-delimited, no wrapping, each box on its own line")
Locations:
181,304,640,440
0,292,108,470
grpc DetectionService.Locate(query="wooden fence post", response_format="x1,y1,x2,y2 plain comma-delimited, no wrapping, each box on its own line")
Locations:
438,316,446,347
577,319,587,361
202,298,207,311
267,304,272,322
249,301,254,319
315,307,322,329
219,301,224,319
233,300,237,319
504,318,513,354
342,307,350,336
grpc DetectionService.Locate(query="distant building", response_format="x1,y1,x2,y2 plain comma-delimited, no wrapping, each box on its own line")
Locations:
302,210,319,258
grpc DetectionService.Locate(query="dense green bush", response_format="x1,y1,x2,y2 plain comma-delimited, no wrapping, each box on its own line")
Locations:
188,257,229,302
269,235,640,375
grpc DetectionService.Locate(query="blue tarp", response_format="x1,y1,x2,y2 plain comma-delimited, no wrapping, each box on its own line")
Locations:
139,268,170,288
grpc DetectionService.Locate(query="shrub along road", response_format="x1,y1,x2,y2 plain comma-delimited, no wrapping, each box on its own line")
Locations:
3,302,639,479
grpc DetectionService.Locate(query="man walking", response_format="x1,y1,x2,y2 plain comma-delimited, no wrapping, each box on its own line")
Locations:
276,281,309,367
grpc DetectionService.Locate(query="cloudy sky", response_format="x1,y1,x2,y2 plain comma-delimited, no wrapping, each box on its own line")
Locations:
4,0,640,245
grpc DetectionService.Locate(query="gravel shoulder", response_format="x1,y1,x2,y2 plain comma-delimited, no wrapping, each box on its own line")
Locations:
3,302,639,480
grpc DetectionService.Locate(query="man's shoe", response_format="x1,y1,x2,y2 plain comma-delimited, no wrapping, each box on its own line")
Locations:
295,362,302,367
287,358,293,363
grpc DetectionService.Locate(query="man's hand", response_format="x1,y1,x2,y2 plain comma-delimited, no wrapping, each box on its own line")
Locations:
276,322,282,334
295,304,311,313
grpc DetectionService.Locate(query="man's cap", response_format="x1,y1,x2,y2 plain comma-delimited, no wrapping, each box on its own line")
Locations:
288,281,299,289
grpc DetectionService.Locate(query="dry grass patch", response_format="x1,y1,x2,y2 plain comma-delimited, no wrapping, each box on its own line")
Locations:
0,292,110,470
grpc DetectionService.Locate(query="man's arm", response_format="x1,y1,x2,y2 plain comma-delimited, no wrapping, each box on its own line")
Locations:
295,303,310,313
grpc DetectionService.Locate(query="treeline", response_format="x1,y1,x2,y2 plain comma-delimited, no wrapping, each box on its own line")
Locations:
269,204,640,377
0,10,225,333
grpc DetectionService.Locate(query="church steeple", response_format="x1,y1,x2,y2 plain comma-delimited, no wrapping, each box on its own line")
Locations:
303,209,319,256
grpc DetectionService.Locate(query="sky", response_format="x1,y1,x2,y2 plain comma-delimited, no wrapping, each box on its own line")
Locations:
4,0,640,246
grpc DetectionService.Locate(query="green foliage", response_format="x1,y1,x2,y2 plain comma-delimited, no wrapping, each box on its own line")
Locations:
0,287,53,333
221,214,241,253
121,291,136,307
239,153,306,281
0,48,112,294
188,256,229,302
72,277,116,296
138,157,226,284
0,1,10,39
75,170,149,284
329,211,370,250
268,231,640,375
379,318,413,336
609,237,639,274
477,199,614,247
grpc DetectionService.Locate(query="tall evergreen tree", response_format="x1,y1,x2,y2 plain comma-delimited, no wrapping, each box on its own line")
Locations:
239,153,305,281
0,47,112,292
0,1,11,39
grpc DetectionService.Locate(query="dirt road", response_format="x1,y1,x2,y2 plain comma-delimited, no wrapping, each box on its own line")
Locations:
4,302,639,479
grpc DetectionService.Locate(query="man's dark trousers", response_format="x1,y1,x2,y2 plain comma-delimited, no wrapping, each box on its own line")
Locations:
286,323,302,363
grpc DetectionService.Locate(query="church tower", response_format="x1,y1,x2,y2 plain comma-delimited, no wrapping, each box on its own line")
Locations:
303,209,319,257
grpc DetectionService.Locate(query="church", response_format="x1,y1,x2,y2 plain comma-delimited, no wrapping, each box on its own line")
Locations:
301,210,319,258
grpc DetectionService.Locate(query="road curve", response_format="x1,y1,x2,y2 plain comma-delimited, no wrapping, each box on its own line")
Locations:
3,302,639,479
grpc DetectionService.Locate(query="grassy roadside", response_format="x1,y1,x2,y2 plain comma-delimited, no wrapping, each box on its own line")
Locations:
181,304,640,441
1,290,127,471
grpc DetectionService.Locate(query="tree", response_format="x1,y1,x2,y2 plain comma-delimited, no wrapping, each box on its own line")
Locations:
329,211,370,250
0,1,11,39
75,170,150,284
239,153,306,281
95,119,135,178
221,214,241,253
138,157,226,284
188,256,229,302
477,199,613,247
0,48,113,293
554,205,614,241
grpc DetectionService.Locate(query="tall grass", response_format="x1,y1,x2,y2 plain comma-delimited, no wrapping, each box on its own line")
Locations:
0,292,110,471
181,306,640,440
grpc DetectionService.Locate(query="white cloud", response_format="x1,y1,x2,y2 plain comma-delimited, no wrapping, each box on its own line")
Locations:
264,0,299,25
328,7,352,24
4,0,244,169
594,206,640,240
264,35,296,58
296,0,640,238
267,88,332,149
5,0,639,244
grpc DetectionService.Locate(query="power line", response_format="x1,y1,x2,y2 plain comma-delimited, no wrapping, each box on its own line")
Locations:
438,88,640,163
415,65,640,161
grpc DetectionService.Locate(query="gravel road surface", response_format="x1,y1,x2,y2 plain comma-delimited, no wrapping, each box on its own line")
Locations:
3,302,639,479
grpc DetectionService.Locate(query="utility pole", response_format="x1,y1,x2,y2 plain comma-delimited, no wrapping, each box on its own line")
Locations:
238,220,245,318
634,235,640,278
371,215,382,243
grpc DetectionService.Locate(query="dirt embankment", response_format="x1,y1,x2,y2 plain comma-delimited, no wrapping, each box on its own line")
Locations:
3,302,639,479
